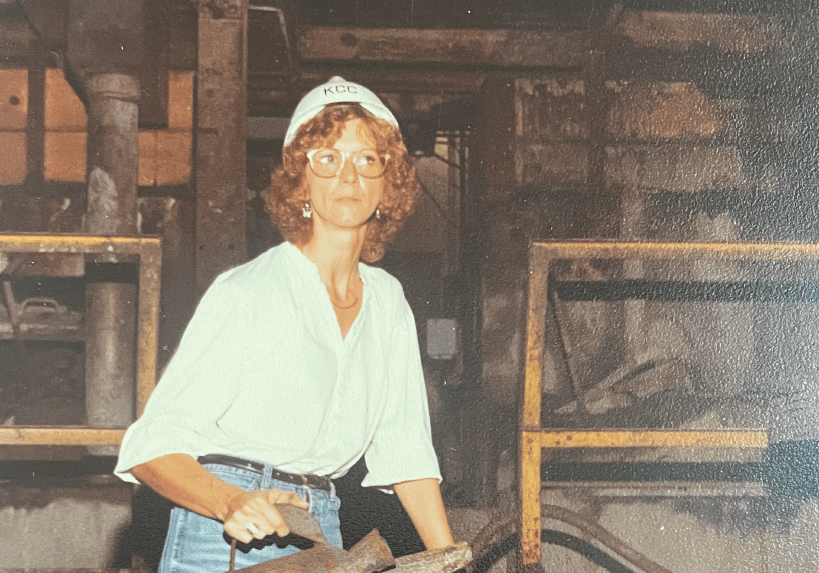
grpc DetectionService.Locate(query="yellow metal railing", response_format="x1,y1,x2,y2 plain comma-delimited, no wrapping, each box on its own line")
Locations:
0,233,161,447
516,241,819,565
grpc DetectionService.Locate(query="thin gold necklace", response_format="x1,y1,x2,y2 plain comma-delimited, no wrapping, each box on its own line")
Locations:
329,275,361,310
331,295,358,310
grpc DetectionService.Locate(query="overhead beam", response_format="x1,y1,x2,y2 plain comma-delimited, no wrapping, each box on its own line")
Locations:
298,27,588,69
252,67,485,95
1,10,784,71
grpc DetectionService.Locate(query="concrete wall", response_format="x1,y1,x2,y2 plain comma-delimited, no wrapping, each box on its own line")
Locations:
0,479,132,570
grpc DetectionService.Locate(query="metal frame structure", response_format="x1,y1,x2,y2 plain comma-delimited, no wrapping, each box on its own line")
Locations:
514,240,819,565
0,233,161,447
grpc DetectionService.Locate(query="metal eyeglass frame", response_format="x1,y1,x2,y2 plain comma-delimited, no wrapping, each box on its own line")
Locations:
306,148,390,179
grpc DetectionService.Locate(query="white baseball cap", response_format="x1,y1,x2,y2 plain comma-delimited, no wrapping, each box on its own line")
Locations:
283,76,399,147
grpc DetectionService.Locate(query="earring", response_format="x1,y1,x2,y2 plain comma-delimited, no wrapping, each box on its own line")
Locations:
302,202,312,218
375,208,382,220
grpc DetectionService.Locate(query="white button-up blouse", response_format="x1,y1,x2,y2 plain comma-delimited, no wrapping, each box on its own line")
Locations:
115,241,441,489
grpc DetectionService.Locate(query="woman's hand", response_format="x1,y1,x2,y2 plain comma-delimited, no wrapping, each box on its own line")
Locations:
222,488,309,544
129,454,311,544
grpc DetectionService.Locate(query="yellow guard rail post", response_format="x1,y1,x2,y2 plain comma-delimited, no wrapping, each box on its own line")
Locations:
515,241,819,566
0,233,161,447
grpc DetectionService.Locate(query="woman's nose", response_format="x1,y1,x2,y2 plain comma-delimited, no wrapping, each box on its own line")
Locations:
339,153,358,182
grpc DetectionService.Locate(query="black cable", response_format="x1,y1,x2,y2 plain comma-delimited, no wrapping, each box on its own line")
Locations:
468,507,674,573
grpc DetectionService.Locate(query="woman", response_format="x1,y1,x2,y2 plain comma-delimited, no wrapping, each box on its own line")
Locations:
115,76,454,572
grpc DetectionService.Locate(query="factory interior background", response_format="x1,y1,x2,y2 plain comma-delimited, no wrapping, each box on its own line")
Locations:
4,1,819,571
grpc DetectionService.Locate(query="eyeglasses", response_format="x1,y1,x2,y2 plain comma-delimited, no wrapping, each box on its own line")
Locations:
306,148,389,179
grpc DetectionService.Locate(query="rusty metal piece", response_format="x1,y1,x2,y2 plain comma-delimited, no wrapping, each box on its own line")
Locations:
232,543,351,573
0,289,83,341
276,504,334,545
225,506,393,573
392,542,472,573
333,530,395,573
224,505,471,573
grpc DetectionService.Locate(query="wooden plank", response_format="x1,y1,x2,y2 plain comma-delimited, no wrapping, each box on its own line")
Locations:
154,131,192,185
299,26,587,68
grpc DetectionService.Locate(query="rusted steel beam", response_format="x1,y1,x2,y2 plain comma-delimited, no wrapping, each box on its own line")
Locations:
527,429,768,449
519,431,543,567
299,27,587,69
194,0,249,293
0,233,159,254
531,240,819,263
267,68,485,96
540,482,768,498
522,246,550,429
0,427,125,446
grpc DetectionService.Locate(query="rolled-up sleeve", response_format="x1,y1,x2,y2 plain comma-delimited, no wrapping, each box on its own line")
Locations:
115,275,252,483
362,302,441,489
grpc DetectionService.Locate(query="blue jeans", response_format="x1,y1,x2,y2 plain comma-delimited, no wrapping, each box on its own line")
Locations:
157,460,342,573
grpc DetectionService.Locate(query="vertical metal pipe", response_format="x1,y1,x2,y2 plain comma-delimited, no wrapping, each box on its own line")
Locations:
84,73,140,454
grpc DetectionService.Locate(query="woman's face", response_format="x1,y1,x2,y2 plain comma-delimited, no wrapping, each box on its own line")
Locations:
304,118,385,235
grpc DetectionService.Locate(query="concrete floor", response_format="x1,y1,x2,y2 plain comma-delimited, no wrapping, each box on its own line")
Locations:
4,484,819,572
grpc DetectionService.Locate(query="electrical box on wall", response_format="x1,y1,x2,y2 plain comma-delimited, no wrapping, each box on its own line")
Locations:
426,318,458,360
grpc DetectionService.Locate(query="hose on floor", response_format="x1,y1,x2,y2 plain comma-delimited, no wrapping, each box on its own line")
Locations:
467,505,673,573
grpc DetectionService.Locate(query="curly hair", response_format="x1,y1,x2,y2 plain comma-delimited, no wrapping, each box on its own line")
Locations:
264,104,419,263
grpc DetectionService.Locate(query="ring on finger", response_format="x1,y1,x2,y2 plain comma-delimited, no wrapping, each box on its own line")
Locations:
246,522,261,536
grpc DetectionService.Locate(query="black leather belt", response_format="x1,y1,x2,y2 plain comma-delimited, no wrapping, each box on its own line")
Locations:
197,454,332,492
